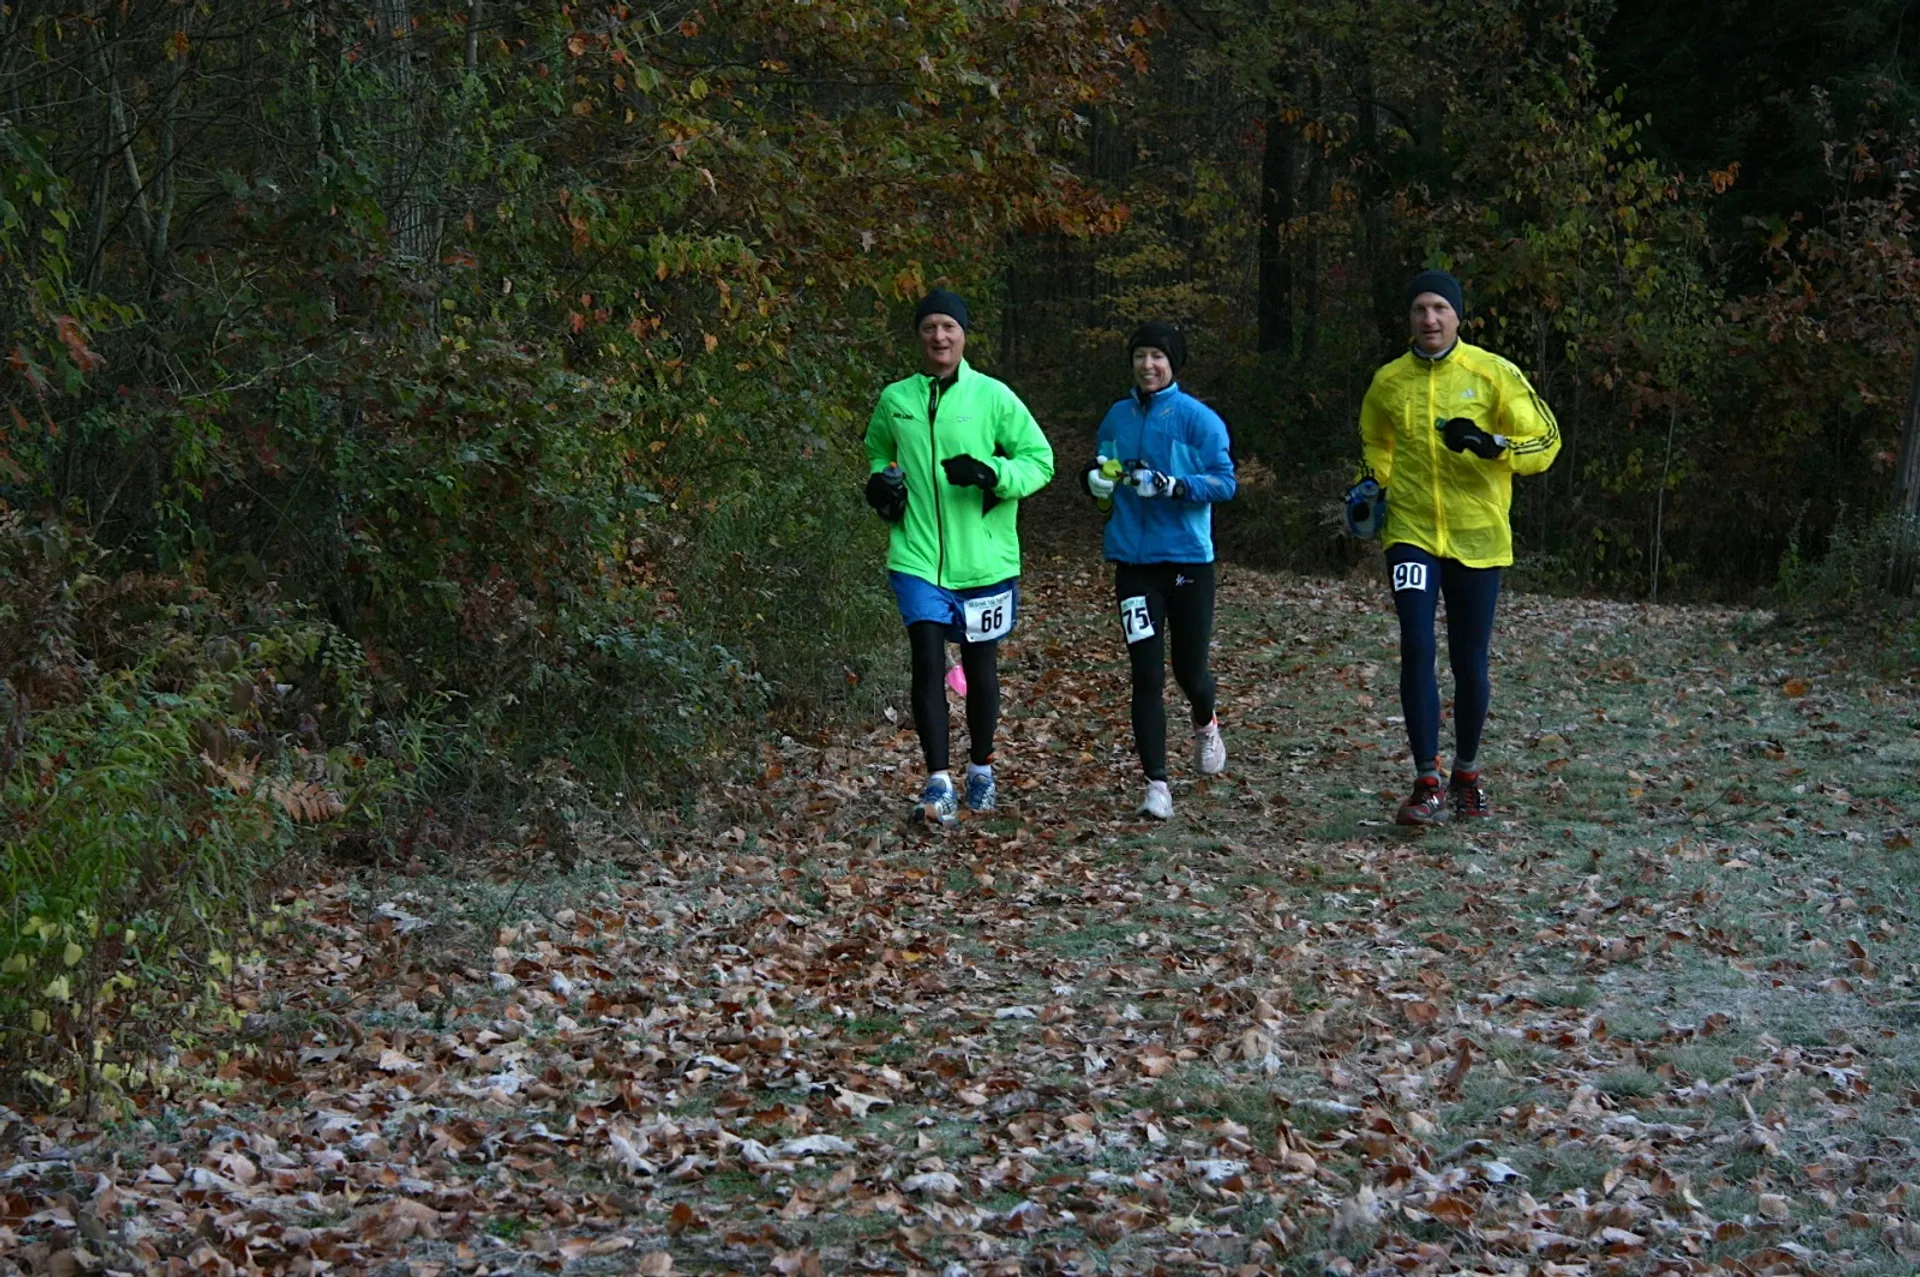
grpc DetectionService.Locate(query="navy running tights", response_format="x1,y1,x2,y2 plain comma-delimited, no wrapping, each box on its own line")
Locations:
1386,544,1501,769
906,621,998,772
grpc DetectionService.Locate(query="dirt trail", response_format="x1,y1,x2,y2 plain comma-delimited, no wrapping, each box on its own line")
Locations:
6,550,1919,1275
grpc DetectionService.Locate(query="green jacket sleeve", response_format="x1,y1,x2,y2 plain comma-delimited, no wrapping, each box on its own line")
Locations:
987,386,1055,499
1495,365,1561,476
864,395,897,475
1358,372,1395,488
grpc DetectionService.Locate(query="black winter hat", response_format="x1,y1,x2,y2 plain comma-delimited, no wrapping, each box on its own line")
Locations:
1406,269,1465,319
1127,320,1187,374
913,288,970,331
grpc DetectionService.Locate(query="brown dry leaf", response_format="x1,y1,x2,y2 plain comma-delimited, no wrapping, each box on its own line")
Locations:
1426,1194,1475,1228
829,1085,891,1118
263,776,346,822
635,1252,675,1276
201,751,258,793
1438,1038,1473,1096
770,1248,822,1276
359,1198,441,1244
558,1236,637,1263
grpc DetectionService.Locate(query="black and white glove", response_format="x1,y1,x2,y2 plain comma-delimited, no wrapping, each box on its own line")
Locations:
942,454,999,490
1441,417,1507,460
865,465,907,523
1130,467,1186,499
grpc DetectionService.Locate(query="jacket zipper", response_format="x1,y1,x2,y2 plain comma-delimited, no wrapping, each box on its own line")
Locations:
929,377,945,588
1426,359,1446,555
1132,390,1152,560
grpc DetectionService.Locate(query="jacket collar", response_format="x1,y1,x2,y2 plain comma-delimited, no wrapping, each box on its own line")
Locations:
920,357,971,387
1131,379,1181,408
1410,340,1458,363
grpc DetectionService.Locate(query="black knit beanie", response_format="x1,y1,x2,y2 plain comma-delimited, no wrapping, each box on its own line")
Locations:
1127,320,1187,374
1406,270,1465,319
913,288,970,331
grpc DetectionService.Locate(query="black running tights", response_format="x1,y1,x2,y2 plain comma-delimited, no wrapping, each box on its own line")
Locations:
907,621,999,772
1114,562,1217,782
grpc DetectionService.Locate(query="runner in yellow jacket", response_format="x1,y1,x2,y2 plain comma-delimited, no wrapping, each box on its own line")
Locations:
1358,269,1560,825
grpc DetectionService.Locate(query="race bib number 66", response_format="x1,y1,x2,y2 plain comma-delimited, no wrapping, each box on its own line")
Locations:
964,589,1016,643
1391,561,1429,593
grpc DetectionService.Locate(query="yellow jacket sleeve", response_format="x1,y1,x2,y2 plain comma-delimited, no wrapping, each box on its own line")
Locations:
1358,369,1395,488
1495,363,1561,476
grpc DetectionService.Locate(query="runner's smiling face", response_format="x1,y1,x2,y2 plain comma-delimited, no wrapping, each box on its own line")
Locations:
1132,345,1173,393
919,314,965,378
1409,292,1459,356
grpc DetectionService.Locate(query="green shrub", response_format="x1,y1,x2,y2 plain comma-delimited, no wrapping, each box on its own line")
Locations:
0,513,416,1107
1773,506,1906,616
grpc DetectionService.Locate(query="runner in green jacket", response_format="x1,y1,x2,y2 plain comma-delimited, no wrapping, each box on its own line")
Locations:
863,289,1055,825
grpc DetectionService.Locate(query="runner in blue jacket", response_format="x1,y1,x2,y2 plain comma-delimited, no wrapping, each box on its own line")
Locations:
1081,321,1237,819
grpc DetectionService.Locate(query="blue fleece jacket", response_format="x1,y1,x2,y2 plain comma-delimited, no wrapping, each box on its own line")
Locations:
1095,383,1236,564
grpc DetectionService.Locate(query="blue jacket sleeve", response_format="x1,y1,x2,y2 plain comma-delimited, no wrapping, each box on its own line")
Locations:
1180,400,1236,503
1093,401,1123,461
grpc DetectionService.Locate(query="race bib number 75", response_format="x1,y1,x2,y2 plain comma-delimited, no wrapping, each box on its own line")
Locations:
1119,594,1155,644
964,589,1015,643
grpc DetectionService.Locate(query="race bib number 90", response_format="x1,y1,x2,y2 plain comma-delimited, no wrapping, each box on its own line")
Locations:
1119,594,1155,644
1391,561,1430,593
964,589,1015,643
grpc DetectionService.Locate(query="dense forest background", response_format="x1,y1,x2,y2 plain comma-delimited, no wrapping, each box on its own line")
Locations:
2,0,1918,1084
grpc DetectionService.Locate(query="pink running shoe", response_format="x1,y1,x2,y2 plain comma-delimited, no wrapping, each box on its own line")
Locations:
945,663,968,698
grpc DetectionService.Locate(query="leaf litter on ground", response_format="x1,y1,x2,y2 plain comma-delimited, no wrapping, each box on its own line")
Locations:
6,534,1920,1275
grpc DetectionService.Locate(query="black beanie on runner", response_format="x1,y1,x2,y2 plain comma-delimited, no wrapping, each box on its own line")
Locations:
913,288,971,331
1406,269,1465,319
1127,320,1188,374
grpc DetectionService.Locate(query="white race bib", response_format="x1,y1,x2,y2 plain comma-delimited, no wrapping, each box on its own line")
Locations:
964,589,1015,643
1391,561,1430,593
1119,594,1156,644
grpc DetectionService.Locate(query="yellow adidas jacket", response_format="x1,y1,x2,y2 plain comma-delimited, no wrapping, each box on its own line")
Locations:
1358,340,1561,568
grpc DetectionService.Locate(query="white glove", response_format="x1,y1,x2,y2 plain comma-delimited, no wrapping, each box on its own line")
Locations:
1086,455,1117,500
1131,467,1181,500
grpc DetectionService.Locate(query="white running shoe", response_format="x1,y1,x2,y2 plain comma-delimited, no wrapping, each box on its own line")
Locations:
1195,718,1226,775
1138,779,1173,820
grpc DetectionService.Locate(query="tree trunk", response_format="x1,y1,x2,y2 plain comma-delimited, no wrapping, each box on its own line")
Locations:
1256,100,1293,355
370,0,432,261
1889,342,1920,596
150,56,183,295
465,0,483,74
1300,71,1328,364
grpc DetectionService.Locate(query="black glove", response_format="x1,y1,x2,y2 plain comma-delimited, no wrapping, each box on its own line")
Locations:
942,454,998,490
1442,417,1506,460
865,466,907,523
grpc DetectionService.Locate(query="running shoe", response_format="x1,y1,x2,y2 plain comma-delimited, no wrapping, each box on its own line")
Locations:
1395,775,1450,826
913,774,958,826
1138,779,1173,820
1194,718,1227,776
1449,770,1490,819
965,767,996,813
